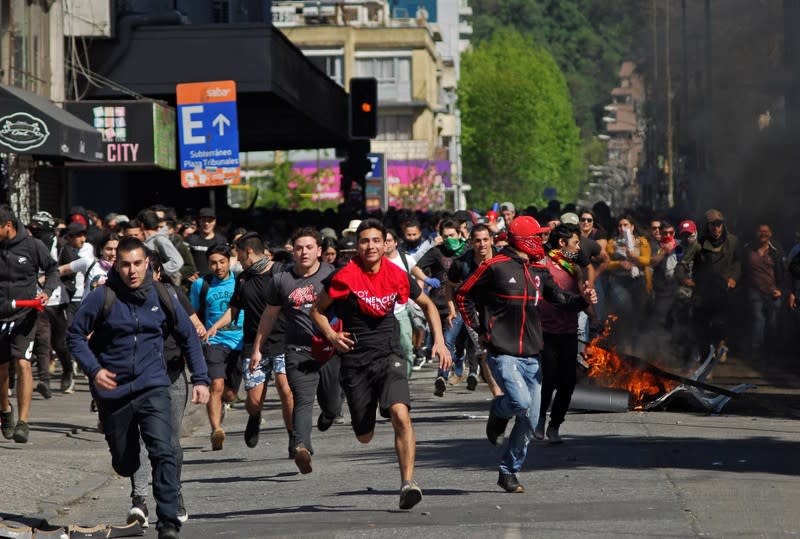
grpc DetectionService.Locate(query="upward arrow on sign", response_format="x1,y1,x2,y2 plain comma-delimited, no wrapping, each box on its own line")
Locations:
212,113,231,136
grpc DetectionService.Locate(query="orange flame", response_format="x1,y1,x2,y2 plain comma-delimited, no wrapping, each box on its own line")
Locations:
583,316,677,409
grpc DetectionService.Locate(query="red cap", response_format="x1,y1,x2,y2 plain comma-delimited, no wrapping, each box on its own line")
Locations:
69,214,88,227
508,216,550,237
679,220,697,235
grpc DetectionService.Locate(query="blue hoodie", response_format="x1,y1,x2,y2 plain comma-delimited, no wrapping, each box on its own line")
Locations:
67,269,210,400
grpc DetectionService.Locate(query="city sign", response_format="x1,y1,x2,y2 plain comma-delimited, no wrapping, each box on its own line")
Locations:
64,100,176,169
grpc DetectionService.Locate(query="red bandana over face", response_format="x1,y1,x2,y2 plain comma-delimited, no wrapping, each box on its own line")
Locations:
508,216,549,262
328,258,410,317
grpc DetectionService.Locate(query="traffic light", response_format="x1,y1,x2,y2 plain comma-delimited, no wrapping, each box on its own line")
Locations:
349,78,377,139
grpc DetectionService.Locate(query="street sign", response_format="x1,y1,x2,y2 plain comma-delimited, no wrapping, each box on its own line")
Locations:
364,152,387,211
176,80,240,188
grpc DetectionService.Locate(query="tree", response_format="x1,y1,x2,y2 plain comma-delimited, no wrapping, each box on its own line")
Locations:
471,0,641,136
459,29,583,208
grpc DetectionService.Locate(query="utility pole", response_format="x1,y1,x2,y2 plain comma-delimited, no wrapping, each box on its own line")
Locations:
666,0,674,207
681,0,689,143
704,0,713,179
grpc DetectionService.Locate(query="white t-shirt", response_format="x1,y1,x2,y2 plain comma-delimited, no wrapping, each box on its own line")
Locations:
386,252,416,315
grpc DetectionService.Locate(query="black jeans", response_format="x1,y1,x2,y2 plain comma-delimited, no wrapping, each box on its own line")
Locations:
539,332,578,429
98,385,179,529
33,305,72,383
285,347,342,454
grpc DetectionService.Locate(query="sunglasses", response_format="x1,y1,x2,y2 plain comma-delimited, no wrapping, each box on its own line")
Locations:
580,217,593,223
709,220,724,227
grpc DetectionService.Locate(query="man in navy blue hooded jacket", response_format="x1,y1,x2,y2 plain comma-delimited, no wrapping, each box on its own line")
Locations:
67,237,209,539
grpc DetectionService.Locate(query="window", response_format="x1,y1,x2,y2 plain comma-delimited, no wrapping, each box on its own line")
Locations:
355,56,411,102
377,115,413,141
306,55,344,87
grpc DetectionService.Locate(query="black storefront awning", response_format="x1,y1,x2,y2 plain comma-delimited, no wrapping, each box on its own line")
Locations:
0,84,103,162
82,24,351,151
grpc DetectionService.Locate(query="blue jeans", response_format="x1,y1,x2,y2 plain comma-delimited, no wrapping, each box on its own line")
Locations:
488,354,542,474
439,314,465,379
97,385,179,529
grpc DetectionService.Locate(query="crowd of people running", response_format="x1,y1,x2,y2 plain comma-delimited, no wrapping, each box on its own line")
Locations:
0,199,795,538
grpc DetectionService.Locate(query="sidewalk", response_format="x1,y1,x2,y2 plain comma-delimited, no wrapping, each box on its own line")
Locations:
0,374,209,524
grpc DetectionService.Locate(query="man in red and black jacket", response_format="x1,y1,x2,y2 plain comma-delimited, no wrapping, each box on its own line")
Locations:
456,216,596,494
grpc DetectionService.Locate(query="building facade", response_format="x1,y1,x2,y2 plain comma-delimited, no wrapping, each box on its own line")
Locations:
273,0,472,207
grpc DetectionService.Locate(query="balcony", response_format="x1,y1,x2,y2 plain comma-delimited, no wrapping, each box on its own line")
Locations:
459,22,473,36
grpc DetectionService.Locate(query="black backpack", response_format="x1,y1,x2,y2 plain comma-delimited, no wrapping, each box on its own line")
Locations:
195,273,214,324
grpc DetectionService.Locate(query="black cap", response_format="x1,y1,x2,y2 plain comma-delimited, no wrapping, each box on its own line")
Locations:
337,237,356,251
65,222,87,237
198,207,216,219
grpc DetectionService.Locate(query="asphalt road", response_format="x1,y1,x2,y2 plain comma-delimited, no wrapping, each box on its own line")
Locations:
2,358,799,538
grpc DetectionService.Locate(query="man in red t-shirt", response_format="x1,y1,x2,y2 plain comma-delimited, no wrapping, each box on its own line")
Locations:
311,218,451,511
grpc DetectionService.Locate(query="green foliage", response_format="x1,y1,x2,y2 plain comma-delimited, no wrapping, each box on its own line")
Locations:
471,0,639,137
459,29,582,208
248,162,341,210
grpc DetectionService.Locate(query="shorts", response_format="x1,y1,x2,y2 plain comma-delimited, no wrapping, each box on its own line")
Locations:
0,312,37,364
340,353,410,436
205,343,243,391
242,353,286,391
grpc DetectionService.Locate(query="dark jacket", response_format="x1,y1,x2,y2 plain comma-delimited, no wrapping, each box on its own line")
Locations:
676,230,741,305
66,269,209,400
456,248,588,357
742,241,786,294
0,220,59,321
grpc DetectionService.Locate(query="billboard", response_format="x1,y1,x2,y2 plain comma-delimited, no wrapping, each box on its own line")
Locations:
64,100,176,168
290,159,450,211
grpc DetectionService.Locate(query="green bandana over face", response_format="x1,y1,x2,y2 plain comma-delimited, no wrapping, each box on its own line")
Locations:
443,237,467,257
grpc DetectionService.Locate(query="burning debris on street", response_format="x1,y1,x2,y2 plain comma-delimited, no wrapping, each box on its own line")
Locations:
578,316,755,413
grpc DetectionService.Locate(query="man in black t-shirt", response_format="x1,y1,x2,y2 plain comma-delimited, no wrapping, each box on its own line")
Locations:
311,219,451,511
207,232,287,450
186,208,227,277
251,227,341,474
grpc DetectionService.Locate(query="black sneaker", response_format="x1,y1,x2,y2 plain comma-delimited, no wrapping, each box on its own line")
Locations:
1,406,15,439
497,472,525,493
177,493,188,523
13,420,29,443
546,424,563,444
317,412,334,432
36,381,53,399
399,480,423,510
127,495,149,528
157,521,179,539
294,443,312,474
486,397,509,447
60,372,75,394
466,373,478,391
244,413,261,448
433,376,446,397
